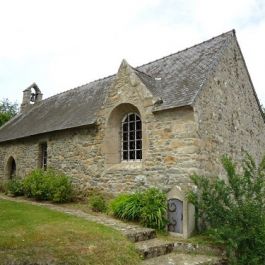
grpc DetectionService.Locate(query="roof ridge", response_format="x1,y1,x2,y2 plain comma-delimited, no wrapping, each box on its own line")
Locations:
136,29,235,70
33,30,235,105
133,67,154,78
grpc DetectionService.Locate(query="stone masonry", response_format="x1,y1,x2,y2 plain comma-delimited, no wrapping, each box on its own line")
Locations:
0,31,264,238
193,36,265,178
0,32,265,194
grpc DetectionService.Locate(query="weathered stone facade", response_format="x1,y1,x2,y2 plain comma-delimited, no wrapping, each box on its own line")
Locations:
0,30,264,238
0,60,199,194
1,37,264,192
193,36,265,178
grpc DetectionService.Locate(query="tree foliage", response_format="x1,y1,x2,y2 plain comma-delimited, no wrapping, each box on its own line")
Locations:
188,154,265,265
0,98,18,127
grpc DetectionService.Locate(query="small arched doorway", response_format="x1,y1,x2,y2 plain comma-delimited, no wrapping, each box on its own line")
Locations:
6,156,16,179
167,198,183,234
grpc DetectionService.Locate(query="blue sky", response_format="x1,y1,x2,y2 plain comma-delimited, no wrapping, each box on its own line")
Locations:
0,0,264,106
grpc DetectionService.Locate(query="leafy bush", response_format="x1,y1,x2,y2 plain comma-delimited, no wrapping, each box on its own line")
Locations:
188,154,265,265
50,171,73,203
89,194,107,212
23,169,73,202
0,181,7,193
7,179,24,196
23,169,52,200
110,188,167,230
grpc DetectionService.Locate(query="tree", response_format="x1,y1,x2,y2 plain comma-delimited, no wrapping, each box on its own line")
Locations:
0,98,19,127
188,154,265,265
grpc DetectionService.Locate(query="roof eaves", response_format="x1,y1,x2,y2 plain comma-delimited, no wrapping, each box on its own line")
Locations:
0,120,97,144
152,102,194,113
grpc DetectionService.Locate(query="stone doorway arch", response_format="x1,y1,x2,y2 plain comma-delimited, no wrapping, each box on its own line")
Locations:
6,156,16,179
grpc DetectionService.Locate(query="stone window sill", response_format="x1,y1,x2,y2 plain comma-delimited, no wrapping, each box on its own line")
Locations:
107,161,143,171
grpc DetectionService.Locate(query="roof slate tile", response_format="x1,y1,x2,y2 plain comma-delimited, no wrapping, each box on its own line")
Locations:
0,30,234,142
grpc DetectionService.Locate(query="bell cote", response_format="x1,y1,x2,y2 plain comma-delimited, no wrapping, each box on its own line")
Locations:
21,83,43,112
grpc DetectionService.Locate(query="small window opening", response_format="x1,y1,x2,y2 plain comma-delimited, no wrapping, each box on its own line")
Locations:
6,156,16,179
11,159,16,178
121,113,142,161
40,143,48,170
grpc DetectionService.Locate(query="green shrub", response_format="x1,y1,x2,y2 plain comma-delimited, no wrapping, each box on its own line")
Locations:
89,194,107,212
140,188,167,230
110,188,167,230
188,153,265,265
110,193,143,221
50,171,73,203
110,194,131,218
23,169,73,202
23,169,52,200
0,181,7,193
7,179,24,196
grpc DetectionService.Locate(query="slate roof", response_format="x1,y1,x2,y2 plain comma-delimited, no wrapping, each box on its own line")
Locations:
0,30,235,143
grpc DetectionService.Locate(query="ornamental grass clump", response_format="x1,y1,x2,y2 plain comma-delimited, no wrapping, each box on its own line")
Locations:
188,153,265,265
140,188,167,230
110,188,167,230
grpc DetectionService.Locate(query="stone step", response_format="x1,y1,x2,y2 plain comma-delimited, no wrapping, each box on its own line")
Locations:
135,238,174,259
173,241,224,256
141,252,226,265
124,228,156,242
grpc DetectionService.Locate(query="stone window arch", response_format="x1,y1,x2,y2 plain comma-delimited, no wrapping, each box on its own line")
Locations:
6,156,16,179
121,113,142,161
104,103,143,165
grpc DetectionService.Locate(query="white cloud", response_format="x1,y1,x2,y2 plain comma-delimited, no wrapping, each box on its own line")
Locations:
0,0,264,106
238,21,265,106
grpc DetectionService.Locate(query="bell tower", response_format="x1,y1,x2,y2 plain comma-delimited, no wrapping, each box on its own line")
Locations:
20,83,43,112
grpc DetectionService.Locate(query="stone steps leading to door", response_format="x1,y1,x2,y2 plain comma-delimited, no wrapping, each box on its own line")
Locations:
141,252,225,265
135,238,175,259
124,227,157,242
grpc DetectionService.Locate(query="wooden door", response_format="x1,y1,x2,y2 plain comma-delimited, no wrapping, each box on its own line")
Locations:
167,199,183,233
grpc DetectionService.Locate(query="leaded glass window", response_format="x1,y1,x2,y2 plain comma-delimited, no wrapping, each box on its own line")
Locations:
121,113,142,161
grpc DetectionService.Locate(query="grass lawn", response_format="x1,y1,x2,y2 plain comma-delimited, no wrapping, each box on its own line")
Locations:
0,199,140,265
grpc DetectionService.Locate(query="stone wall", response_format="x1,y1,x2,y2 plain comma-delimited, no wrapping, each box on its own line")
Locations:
0,138,39,180
0,61,200,194
1,38,264,194
193,36,265,178
95,60,199,193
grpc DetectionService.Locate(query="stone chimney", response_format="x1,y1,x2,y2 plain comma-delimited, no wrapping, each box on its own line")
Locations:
21,83,43,112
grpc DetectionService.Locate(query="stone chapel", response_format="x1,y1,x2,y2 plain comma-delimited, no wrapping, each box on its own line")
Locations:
0,30,264,237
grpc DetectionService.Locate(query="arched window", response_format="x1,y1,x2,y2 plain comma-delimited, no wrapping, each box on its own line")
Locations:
121,113,142,161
